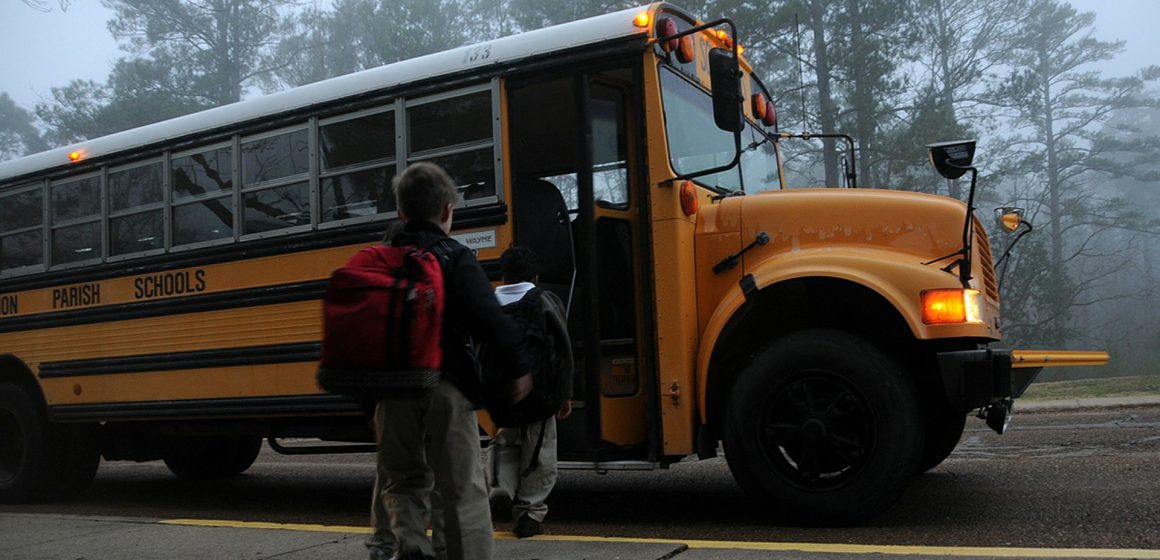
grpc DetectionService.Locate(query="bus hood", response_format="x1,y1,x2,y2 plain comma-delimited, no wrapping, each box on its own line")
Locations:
732,188,971,267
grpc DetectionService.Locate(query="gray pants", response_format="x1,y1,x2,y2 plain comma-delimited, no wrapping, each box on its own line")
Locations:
486,417,558,523
369,381,494,560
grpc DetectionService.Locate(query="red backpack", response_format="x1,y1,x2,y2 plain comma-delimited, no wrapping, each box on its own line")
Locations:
316,242,445,399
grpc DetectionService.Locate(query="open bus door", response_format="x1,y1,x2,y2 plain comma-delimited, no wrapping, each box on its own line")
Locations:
507,63,655,466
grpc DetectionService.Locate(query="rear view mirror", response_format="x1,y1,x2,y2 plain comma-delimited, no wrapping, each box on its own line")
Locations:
995,207,1025,232
927,140,976,180
709,48,742,133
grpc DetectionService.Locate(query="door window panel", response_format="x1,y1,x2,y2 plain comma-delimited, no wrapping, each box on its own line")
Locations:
590,86,629,206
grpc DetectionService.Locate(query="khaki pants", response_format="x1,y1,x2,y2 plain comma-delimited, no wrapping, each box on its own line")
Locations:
486,417,558,523
371,381,493,560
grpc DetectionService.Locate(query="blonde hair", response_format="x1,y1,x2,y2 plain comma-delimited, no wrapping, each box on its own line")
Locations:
393,162,460,222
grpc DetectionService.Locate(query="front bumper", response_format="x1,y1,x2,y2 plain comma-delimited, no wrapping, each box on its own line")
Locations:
937,349,1034,413
936,348,1111,413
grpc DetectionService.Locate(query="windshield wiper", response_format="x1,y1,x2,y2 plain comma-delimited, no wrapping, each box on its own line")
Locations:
710,188,745,201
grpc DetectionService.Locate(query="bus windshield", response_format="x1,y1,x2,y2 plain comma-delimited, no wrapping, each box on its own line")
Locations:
659,66,779,193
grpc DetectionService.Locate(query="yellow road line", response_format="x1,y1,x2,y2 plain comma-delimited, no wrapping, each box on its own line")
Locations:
161,518,365,534
159,519,1160,558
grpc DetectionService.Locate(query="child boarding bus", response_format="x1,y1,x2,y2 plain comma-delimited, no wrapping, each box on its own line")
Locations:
0,3,1106,524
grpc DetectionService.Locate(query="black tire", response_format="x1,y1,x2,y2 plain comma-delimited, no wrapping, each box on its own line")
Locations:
918,409,967,473
163,436,263,480
723,329,924,526
0,383,100,503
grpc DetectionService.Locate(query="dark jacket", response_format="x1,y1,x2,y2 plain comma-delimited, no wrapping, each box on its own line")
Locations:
392,219,530,406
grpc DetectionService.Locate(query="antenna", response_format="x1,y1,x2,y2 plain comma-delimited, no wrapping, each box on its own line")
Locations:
794,13,807,130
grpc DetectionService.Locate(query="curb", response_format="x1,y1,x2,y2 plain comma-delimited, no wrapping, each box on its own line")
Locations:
1018,395,1160,411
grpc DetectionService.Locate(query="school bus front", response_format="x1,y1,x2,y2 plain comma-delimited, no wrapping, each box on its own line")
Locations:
635,4,1108,525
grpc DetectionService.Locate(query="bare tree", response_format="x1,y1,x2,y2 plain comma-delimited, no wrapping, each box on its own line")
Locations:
988,0,1160,346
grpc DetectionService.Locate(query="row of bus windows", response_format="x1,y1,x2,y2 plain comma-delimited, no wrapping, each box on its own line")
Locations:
0,87,498,274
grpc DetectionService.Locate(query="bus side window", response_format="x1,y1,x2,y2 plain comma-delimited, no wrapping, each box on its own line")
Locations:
172,146,234,246
406,89,497,204
109,162,164,257
241,129,310,235
0,185,44,273
319,109,397,222
50,175,101,266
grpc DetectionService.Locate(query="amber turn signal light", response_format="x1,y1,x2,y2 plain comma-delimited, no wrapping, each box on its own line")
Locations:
679,180,699,216
921,289,982,324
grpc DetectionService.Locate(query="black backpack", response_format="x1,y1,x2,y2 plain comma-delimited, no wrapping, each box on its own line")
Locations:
481,287,573,428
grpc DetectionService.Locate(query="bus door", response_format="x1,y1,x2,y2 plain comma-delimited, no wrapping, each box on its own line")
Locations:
506,64,652,464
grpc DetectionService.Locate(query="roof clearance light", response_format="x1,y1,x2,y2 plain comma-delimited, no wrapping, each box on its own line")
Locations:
67,150,85,163
763,100,777,127
715,29,733,48
752,94,767,120
921,288,983,324
634,12,651,28
680,180,700,216
656,17,679,52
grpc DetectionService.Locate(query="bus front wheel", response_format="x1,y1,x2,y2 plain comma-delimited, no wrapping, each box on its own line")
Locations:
918,409,967,473
722,329,924,526
163,436,263,480
0,383,100,503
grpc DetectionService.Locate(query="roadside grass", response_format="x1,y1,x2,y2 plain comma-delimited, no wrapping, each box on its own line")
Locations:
1021,375,1160,401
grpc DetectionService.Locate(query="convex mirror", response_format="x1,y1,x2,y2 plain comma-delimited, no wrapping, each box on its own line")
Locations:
995,207,1025,232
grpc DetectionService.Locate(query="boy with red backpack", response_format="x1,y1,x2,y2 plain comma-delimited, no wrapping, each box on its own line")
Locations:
326,162,532,560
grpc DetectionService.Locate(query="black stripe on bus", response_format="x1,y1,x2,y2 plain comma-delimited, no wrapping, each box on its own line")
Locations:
0,202,508,294
0,280,328,334
48,394,361,422
38,342,321,379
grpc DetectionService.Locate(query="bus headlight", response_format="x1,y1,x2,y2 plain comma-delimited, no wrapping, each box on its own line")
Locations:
921,288,983,324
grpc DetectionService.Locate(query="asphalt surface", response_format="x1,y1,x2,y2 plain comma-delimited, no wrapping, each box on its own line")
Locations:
2,396,1160,560
5,512,1160,560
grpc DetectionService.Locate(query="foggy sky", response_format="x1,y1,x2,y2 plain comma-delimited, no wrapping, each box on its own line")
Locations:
0,0,1156,111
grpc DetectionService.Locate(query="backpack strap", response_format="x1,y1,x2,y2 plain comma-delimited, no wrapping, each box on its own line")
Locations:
521,417,550,478
421,237,452,268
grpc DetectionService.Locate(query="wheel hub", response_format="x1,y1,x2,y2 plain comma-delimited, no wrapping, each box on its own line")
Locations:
758,372,873,488
801,418,828,443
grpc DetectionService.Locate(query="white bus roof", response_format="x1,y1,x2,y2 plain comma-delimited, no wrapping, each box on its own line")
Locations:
0,4,663,185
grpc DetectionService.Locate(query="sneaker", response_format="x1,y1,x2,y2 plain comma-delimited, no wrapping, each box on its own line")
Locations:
489,488,513,522
367,546,395,560
513,515,542,539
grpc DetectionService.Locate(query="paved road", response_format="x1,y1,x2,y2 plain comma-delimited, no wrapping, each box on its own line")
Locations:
2,403,1159,557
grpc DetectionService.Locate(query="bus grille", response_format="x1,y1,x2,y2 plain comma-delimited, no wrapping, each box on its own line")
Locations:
974,223,999,301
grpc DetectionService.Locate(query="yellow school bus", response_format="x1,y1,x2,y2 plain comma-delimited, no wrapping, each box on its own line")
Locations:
0,3,1105,524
